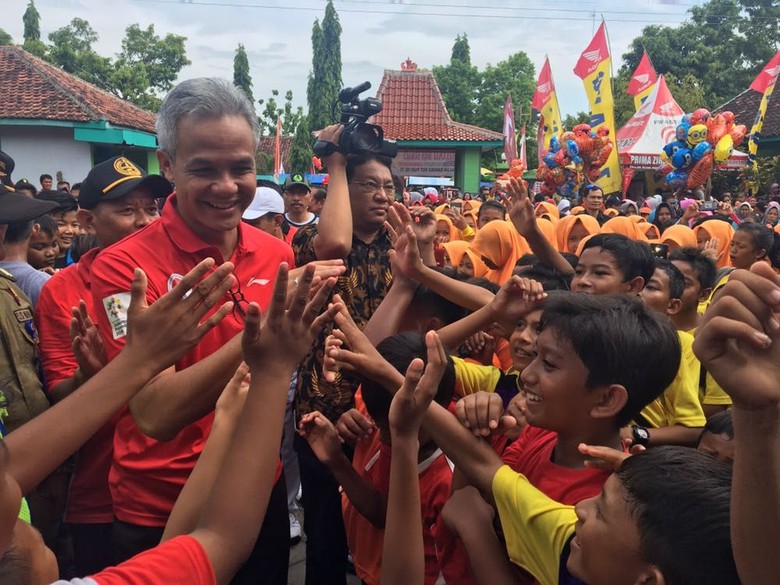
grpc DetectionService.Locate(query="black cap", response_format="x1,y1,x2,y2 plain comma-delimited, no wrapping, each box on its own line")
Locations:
78,156,172,210
0,183,58,223
283,173,311,192
0,150,15,187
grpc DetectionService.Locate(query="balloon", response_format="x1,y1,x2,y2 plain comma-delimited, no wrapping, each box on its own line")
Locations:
549,136,561,152
561,131,575,144
714,134,734,164
676,122,691,142
721,111,735,127
663,140,686,160
691,108,711,125
543,151,557,169
565,139,579,158
682,113,693,125
586,167,601,183
666,170,688,189
692,141,712,161
593,141,613,168
706,114,727,145
672,148,693,170
658,164,674,175
554,149,569,166
686,153,714,189
687,124,708,147
550,167,566,185
729,124,747,147
660,150,671,165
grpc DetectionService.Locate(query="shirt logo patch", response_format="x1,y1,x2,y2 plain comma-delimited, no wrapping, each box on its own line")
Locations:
247,277,270,287
13,308,32,323
102,293,132,340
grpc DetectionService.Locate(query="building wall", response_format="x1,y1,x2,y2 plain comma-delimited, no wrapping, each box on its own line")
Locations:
0,125,92,187
455,146,482,193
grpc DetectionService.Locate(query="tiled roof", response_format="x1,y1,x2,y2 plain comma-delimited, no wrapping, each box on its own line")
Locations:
256,135,293,172
0,46,156,133
371,69,502,143
716,87,779,139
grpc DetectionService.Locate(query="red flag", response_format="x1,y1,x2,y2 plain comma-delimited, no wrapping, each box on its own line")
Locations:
532,58,555,110
750,50,780,93
503,95,517,164
627,51,657,96
573,21,609,79
273,116,282,183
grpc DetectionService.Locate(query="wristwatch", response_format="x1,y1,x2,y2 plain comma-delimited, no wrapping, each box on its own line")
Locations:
631,425,651,447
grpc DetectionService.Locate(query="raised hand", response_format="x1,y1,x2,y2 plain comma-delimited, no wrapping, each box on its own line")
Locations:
702,237,723,264
455,391,519,437
489,276,547,325
241,263,341,372
388,330,448,440
298,411,345,466
578,443,635,472
693,263,780,409
501,177,537,238
335,408,375,444
70,300,107,379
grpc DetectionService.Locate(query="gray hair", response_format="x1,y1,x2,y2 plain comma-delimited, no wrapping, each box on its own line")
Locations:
156,78,260,160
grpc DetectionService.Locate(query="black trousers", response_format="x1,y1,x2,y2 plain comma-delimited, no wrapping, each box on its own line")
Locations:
111,475,290,584
294,432,349,585
70,522,113,576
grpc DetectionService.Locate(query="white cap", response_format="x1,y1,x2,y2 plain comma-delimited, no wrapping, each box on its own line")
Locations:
243,187,285,220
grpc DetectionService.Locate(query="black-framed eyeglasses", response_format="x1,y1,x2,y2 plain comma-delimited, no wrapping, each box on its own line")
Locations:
351,180,396,196
228,280,249,320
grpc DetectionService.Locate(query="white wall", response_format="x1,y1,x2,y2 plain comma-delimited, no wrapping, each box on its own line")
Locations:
0,125,92,187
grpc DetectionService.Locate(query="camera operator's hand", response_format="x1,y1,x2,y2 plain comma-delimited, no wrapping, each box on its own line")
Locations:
318,124,347,167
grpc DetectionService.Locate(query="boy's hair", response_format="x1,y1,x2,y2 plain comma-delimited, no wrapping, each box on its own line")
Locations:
70,233,99,263
39,173,52,183
462,276,500,295
700,409,734,442
35,190,78,214
515,253,538,268
539,293,680,426
516,263,571,291
3,219,35,244
409,284,469,327
34,214,58,239
653,258,685,301
736,222,773,256
14,180,37,196
582,233,655,286
71,182,82,192
345,154,393,183
560,252,579,269
478,200,506,219
0,540,32,584
256,179,282,194
361,332,455,425
669,247,716,291
312,188,327,203
769,233,780,271
616,447,737,584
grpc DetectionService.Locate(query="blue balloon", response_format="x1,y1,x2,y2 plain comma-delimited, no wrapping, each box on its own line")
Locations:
665,170,688,188
543,151,557,169
676,122,691,142
691,141,712,161
663,140,686,160
565,139,579,156
549,136,561,152
672,148,693,170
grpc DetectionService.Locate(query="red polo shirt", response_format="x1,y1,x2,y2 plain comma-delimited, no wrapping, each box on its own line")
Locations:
37,247,116,524
91,195,294,526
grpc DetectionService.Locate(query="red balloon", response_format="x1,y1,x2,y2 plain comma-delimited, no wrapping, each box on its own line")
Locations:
729,124,747,147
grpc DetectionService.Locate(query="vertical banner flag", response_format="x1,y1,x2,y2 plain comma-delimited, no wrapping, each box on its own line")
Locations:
627,51,658,111
274,116,282,183
748,50,780,171
519,125,527,169
532,57,563,163
503,94,517,164
574,20,622,194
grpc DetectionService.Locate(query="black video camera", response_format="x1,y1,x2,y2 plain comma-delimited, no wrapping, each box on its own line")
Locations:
313,82,398,158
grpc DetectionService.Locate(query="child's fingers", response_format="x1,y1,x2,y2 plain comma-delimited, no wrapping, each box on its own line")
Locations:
578,443,630,471
241,302,262,347
199,302,234,333
399,358,425,399
129,268,150,312
303,276,337,326
705,293,770,336
266,263,291,327
287,263,316,323
696,315,772,358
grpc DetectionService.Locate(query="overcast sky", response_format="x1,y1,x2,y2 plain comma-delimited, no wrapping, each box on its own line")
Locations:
5,0,705,121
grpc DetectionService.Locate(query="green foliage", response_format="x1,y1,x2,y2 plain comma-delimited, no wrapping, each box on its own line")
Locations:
290,116,313,172
233,43,254,105
620,0,779,109
258,89,305,136
0,29,13,46
563,111,591,131
307,0,342,131
22,1,40,43
47,19,111,87
432,34,480,123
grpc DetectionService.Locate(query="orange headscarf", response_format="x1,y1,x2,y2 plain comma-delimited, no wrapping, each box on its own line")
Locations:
600,216,649,241
604,208,619,218
463,200,482,214
555,214,601,253
435,214,461,242
463,248,489,278
693,220,734,269
571,206,586,215
661,225,696,250
536,217,558,249
628,215,648,224
535,201,560,220
470,220,531,285
642,223,661,240
434,204,450,215
464,210,479,233
441,240,469,267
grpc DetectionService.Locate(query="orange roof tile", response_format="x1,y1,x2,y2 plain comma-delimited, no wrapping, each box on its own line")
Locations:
372,69,502,143
0,46,156,133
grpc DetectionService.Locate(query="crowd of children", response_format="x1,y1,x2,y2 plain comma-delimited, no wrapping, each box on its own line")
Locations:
0,76,778,585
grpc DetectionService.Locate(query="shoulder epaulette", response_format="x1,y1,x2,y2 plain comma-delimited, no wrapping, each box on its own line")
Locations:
0,268,16,282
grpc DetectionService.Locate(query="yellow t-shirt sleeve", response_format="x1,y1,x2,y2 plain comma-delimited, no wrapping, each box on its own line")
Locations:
639,331,706,428
492,465,576,585
452,355,502,398
702,372,733,406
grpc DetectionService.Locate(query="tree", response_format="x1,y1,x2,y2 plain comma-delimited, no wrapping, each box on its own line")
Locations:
0,29,13,46
562,111,591,130
307,0,342,131
47,19,111,88
432,34,480,123
233,43,254,105
258,89,305,136
289,116,313,172
23,1,40,42
474,52,536,132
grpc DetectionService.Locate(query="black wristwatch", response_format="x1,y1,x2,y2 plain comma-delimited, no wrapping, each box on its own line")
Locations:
632,425,650,447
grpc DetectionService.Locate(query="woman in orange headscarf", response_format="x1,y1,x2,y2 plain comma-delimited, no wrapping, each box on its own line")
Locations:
536,217,558,249
463,210,479,231
555,214,600,253
441,240,469,271
600,216,649,241
693,220,734,269
461,248,489,278
661,224,696,251
641,223,661,240
469,220,531,285
535,201,560,223
463,200,481,214
434,214,461,267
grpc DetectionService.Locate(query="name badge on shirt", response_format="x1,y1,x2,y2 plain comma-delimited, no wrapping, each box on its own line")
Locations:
102,292,132,339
